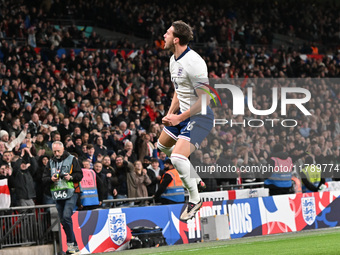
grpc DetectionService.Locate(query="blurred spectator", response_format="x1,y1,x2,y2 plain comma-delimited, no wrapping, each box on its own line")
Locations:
101,127,119,155
137,133,155,161
47,131,61,149
64,135,77,154
114,155,134,206
117,121,132,143
0,141,6,160
86,144,96,169
0,164,12,179
9,117,22,138
139,109,151,131
209,138,224,160
130,160,151,203
299,121,311,138
92,161,109,204
142,156,151,169
216,147,238,185
78,164,105,210
157,151,168,170
10,148,37,206
146,158,164,197
94,135,107,158
118,140,137,163
201,153,218,191
0,164,12,209
1,151,18,205
300,156,325,193
33,155,51,205
59,117,73,141
264,144,294,196
0,123,28,151
101,155,118,202
28,113,42,136
34,132,53,158
154,159,185,204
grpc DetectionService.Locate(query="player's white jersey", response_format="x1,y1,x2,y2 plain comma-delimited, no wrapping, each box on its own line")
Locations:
170,47,208,113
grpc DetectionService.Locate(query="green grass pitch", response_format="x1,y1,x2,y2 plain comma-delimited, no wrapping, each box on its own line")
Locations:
101,227,340,255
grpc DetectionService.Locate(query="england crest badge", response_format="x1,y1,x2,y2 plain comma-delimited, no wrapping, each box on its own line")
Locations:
108,213,127,246
301,197,316,226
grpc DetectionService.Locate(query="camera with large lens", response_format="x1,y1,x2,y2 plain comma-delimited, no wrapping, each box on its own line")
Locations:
59,173,67,179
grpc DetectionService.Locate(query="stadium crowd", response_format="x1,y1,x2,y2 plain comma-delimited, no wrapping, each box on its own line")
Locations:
1,1,340,49
0,0,340,208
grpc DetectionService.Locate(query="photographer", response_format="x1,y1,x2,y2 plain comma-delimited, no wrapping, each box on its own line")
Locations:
42,141,83,254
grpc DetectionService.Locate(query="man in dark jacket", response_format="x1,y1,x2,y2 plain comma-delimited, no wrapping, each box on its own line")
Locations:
92,161,107,204
146,158,164,196
42,141,83,254
11,147,38,206
114,155,134,206
102,155,118,200
264,143,294,196
94,136,108,158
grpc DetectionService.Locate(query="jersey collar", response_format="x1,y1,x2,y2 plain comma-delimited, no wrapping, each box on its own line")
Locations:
175,46,191,61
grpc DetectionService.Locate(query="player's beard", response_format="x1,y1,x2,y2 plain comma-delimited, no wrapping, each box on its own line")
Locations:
164,41,175,52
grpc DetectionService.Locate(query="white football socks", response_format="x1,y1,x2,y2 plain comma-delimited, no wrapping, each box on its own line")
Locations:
171,153,200,204
158,141,202,185
157,141,174,157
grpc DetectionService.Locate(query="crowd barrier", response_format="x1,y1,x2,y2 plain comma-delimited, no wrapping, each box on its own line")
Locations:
219,182,265,191
1,183,339,253
325,181,340,191
0,205,56,249
58,190,340,254
199,187,269,201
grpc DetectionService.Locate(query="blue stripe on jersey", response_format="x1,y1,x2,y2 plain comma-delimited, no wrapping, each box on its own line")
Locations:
175,47,191,61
